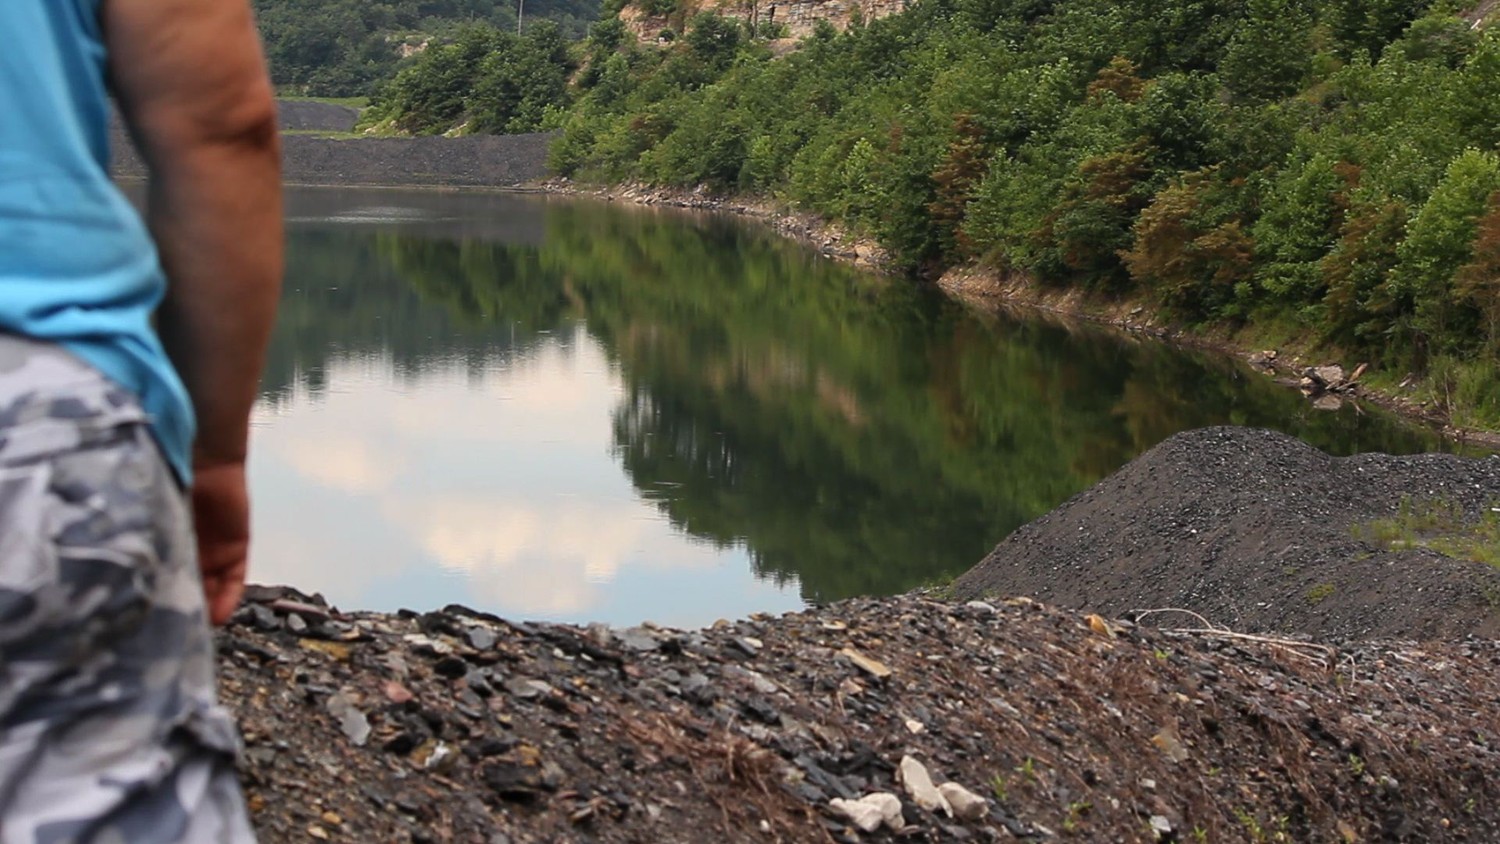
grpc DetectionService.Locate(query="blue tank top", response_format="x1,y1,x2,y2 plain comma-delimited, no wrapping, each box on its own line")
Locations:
0,1,195,483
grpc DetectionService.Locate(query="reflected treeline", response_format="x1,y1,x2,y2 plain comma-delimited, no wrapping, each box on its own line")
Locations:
263,227,570,407
277,199,1446,603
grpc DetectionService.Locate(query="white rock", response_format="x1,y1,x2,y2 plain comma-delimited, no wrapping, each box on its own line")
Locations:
830,793,905,832
898,756,951,816
864,793,905,830
937,782,989,821
829,798,885,832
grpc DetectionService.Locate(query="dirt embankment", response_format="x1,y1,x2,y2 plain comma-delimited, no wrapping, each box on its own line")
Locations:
953,426,1500,642
109,101,554,189
225,585,1500,843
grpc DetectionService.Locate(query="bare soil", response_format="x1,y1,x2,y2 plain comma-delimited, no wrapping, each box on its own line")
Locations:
224,585,1500,843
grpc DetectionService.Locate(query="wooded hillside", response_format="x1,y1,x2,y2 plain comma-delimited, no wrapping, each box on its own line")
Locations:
548,0,1500,426
252,0,598,94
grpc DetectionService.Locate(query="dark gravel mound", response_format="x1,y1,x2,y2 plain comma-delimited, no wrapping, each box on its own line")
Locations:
277,100,359,133
278,133,555,187
110,113,554,188
953,427,1500,642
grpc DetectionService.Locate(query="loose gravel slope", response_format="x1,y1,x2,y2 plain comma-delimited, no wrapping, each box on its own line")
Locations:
954,427,1500,642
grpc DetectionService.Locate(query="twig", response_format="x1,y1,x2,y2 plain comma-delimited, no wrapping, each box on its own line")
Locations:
1165,627,1337,666
1130,607,1228,630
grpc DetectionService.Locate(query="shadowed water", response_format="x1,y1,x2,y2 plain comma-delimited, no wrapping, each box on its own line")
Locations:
249,187,1448,627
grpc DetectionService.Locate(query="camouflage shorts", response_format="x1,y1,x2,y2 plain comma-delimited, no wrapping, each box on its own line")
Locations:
0,335,255,843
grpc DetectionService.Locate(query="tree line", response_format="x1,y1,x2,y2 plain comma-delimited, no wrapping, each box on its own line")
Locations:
251,0,596,95
545,0,1500,426
277,0,1500,426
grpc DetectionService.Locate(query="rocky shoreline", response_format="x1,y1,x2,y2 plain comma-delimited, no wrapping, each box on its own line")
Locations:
224,583,1500,843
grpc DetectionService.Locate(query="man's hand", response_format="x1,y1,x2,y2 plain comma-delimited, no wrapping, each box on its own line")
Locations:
106,0,282,623
193,462,251,626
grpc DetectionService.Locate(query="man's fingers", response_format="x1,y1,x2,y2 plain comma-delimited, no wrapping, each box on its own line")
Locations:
192,462,252,626
202,562,247,626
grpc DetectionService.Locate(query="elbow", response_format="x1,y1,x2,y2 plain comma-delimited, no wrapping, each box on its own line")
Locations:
134,75,281,169
203,78,280,153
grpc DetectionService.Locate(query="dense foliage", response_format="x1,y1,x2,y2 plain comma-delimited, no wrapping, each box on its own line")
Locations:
252,0,596,95
360,22,578,134
552,0,1500,425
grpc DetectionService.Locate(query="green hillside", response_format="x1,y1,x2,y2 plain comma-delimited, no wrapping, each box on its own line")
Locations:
547,0,1500,427
289,0,1500,429
252,0,598,95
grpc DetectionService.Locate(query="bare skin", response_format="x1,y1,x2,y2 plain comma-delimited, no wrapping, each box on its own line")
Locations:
104,0,283,625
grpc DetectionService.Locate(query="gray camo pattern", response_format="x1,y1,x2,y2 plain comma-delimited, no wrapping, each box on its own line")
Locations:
0,335,255,843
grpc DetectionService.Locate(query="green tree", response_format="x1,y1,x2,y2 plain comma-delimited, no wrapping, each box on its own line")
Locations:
1390,149,1500,355
1219,0,1313,101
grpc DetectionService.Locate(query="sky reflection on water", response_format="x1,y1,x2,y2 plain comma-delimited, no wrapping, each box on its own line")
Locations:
250,320,804,627
248,187,1448,627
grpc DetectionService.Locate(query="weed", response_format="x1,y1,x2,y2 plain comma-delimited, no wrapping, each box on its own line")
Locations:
1061,801,1092,833
277,94,370,109
1484,585,1500,611
1153,648,1171,662
1347,753,1366,778
990,774,1008,802
918,572,959,600
1351,496,1500,567
1306,583,1336,604
1192,827,1209,842
1015,757,1037,781
1234,807,1266,842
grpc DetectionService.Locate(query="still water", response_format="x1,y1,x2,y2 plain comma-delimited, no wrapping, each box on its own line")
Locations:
251,187,1446,627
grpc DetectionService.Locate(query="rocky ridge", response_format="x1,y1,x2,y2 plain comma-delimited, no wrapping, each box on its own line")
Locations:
224,584,1500,843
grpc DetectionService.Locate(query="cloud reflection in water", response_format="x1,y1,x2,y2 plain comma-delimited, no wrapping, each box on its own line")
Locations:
248,325,804,626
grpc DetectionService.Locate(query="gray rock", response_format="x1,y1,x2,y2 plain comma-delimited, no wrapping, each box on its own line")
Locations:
504,678,554,699
614,627,661,652
326,693,371,746
466,626,498,651
270,598,332,622
250,604,281,632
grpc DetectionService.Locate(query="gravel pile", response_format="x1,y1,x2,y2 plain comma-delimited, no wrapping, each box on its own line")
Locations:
953,427,1500,641
277,100,360,133
222,585,1500,843
110,103,554,189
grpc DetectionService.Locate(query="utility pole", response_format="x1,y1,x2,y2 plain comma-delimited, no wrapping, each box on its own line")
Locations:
517,0,524,34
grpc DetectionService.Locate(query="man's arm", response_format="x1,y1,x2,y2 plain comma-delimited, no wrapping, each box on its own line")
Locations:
104,0,283,625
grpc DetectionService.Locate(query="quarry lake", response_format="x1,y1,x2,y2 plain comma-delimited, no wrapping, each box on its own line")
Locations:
250,187,1447,627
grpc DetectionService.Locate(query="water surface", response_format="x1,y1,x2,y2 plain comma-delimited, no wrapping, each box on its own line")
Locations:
251,188,1447,626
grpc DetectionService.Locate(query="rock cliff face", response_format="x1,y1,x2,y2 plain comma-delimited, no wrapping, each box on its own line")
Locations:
619,0,910,44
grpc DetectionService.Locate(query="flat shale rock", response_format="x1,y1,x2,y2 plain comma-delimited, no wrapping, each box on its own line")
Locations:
954,426,1500,641
221,587,1500,843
